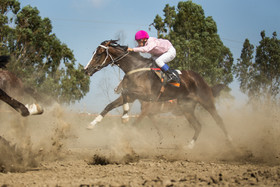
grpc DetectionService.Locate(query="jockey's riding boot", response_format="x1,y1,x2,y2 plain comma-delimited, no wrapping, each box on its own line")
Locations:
161,64,180,83
164,69,180,83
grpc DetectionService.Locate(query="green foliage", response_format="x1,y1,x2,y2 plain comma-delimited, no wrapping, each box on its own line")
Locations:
0,1,90,104
234,39,255,94
153,1,234,86
235,31,280,103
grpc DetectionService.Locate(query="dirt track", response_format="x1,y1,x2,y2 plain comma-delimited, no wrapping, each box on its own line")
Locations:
0,102,279,186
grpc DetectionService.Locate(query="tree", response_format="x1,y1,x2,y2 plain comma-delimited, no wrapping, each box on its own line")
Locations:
0,1,90,104
153,1,234,86
234,31,280,103
234,39,255,95
0,0,20,54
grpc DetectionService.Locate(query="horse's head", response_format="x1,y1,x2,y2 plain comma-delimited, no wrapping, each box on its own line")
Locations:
84,40,128,76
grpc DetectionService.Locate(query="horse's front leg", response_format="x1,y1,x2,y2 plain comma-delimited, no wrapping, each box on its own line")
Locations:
0,88,29,116
121,95,136,124
87,95,125,129
121,102,130,123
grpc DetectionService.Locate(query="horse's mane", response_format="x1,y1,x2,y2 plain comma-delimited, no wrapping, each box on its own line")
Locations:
129,52,157,68
129,52,153,62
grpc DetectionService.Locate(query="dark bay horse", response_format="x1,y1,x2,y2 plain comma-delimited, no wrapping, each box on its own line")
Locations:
0,56,43,116
84,40,232,149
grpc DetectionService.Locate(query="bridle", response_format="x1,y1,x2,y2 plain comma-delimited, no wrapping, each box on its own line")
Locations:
86,43,150,76
99,45,152,75
85,44,129,72
98,44,129,67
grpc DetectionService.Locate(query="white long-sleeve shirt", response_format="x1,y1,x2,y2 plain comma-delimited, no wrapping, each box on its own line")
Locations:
133,37,173,57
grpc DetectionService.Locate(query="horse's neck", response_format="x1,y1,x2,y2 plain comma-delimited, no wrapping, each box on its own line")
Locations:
118,53,152,73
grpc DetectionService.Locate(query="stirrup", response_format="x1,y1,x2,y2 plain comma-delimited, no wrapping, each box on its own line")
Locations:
166,77,180,87
166,71,180,87
167,71,180,82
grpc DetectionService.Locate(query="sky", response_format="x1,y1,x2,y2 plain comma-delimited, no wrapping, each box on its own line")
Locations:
19,0,280,114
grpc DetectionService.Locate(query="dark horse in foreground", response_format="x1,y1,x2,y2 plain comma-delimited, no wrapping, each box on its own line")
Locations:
84,40,232,149
0,55,43,116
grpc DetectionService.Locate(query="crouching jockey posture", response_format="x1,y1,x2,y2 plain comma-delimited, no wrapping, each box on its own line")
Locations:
127,30,180,83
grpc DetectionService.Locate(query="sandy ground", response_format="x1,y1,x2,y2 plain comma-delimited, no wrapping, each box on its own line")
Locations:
0,100,280,186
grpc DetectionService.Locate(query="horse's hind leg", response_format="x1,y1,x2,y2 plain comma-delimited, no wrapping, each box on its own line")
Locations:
204,104,232,142
179,100,201,149
198,90,232,144
148,114,163,144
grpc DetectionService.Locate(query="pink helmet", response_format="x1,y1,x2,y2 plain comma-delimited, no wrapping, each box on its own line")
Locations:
135,30,149,40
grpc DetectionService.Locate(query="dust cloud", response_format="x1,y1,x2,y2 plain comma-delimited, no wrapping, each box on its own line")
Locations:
0,97,279,173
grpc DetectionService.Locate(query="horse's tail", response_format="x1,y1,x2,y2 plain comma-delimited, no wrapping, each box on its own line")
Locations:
211,84,226,97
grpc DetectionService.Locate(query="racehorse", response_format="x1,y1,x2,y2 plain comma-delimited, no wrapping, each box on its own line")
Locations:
0,56,43,116
84,40,232,149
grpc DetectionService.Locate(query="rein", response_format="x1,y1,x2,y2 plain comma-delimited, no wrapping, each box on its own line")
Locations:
99,45,152,76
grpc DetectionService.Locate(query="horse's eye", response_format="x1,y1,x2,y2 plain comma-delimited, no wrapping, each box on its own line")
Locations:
96,48,105,55
96,50,103,56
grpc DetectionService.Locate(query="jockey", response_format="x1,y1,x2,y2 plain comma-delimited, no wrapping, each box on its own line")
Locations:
127,30,180,83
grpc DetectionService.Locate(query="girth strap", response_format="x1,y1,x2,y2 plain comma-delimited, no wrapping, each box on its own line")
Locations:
126,68,151,75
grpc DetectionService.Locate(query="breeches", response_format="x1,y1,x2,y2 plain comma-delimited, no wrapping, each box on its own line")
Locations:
154,46,176,68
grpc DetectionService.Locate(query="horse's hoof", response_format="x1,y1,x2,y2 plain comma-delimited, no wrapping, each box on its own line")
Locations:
86,125,95,130
25,103,44,115
227,135,233,142
122,118,129,124
121,114,129,124
184,140,195,150
87,115,103,130
86,121,98,130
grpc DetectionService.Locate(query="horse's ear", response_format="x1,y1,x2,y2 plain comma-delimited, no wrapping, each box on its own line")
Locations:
110,40,119,45
109,40,119,47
